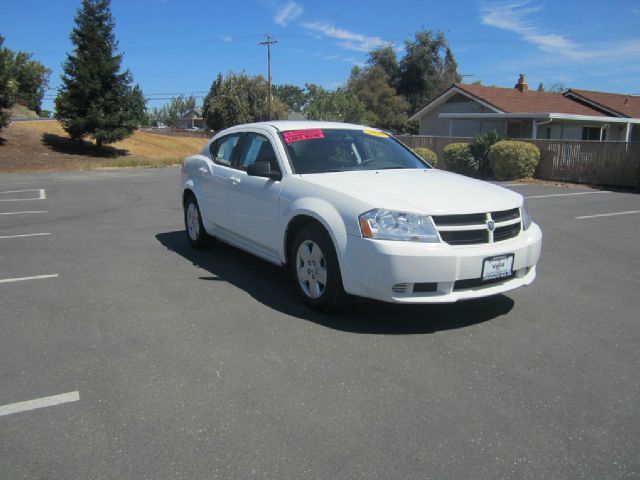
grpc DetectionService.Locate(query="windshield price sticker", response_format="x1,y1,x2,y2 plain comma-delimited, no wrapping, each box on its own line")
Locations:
363,130,388,138
282,129,325,144
482,254,514,281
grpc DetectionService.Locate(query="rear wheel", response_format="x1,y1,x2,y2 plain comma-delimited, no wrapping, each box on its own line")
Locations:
184,195,211,249
291,224,349,311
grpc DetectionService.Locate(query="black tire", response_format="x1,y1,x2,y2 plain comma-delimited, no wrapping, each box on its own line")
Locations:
290,223,350,311
184,194,211,249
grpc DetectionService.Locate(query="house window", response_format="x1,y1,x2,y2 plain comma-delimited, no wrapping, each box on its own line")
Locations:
582,126,601,141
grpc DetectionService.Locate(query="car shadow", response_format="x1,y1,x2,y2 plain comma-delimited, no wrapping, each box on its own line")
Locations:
155,230,514,335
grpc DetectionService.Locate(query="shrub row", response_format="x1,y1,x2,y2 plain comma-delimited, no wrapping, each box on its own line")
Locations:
443,140,540,180
412,147,437,166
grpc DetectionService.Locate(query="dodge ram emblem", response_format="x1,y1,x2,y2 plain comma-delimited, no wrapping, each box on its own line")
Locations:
487,220,496,231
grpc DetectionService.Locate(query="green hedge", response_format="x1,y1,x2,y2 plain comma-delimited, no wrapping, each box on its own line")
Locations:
413,147,437,166
443,143,477,176
488,141,540,180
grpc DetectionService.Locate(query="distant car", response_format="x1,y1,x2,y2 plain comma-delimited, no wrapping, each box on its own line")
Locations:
180,121,542,311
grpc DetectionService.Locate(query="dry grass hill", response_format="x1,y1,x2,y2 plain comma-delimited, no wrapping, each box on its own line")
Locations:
0,120,207,173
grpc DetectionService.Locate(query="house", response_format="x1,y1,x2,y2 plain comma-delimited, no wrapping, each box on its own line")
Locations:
178,109,204,130
409,75,640,142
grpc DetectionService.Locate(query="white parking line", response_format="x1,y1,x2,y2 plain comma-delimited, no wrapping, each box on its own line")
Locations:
0,391,79,417
0,274,59,284
0,211,48,216
525,191,610,199
0,189,46,202
0,232,51,240
575,210,640,220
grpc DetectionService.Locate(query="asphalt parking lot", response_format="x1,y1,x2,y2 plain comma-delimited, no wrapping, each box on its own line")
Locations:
1,167,638,479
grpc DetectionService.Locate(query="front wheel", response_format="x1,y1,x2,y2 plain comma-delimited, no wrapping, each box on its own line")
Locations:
184,195,211,249
291,224,349,311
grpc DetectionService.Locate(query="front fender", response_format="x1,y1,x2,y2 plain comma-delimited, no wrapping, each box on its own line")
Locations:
281,197,350,263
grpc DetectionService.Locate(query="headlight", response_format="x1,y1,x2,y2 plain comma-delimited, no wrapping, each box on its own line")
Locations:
359,209,440,243
521,199,532,230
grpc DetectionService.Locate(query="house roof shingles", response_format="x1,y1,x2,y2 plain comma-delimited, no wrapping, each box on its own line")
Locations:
454,83,607,117
566,89,640,119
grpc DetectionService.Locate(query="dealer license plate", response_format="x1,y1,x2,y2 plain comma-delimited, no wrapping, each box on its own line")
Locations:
482,254,514,281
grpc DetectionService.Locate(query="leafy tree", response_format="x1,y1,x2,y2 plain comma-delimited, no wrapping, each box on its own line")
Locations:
548,82,567,93
303,84,366,124
202,72,287,131
273,84,307,112
9,51,50,114
0,36,15,130
55,0,145,149
347,65,408,132
152,95,198,127
367,44,400,89
536,83,545,92
398,30,461,113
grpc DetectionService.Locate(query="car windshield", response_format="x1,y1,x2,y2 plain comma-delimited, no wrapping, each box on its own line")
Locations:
279,128,430,174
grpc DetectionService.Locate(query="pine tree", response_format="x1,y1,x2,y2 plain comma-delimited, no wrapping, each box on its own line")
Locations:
55,0,144,149
0,36,16,130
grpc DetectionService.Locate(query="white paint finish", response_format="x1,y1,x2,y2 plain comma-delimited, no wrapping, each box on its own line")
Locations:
525,191,610,199
0,232,51,239
0,274,58,284
575,210,640,220
182,121,543,304
0,211,48,216
0,391,79,417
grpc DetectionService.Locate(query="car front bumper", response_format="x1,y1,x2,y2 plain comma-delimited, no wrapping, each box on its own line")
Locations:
339,223,542,303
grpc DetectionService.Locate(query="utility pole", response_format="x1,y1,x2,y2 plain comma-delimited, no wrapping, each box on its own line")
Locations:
259,34,277,120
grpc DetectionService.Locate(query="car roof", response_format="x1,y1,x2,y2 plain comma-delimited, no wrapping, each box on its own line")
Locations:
224,120,376,133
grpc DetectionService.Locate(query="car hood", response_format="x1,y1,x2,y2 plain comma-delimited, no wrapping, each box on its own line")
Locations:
299,169,522,214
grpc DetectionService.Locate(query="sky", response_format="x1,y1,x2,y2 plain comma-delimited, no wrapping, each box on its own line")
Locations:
1,0,639,114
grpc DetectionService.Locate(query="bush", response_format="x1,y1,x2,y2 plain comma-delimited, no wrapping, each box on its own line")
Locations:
413,147,437,166
470,130,502,178
443,143,476,175
488,141,540,180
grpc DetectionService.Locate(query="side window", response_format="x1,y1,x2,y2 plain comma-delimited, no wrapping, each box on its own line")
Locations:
238,133,280,173
210,134,241,166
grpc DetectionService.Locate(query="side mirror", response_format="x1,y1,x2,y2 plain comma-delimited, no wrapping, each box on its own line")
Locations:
247,160,282,180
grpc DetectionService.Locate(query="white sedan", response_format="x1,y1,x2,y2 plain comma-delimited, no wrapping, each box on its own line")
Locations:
180,121,542,311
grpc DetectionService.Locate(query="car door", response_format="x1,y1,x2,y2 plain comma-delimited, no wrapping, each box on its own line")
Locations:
198,133,242,233
225,131,283,260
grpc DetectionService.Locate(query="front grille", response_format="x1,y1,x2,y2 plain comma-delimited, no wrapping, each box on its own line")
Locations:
494,223,521,242
432,207,522,246
491,208,520,222
440,230,488,245
431,213,485,226
453,273,516,291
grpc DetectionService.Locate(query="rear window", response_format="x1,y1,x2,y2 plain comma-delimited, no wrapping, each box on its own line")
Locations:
279,129,430,174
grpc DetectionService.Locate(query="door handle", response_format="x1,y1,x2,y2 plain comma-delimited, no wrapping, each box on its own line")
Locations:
198,166,209,175
229,176,241,185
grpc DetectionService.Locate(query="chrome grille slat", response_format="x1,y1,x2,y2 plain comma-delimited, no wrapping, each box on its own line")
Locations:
432,208,522,246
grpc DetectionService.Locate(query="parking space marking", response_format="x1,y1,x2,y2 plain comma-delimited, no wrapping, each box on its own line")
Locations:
525,191,610,199
575,210,640,220
0,189,46,202
0,391,79,417
0,210,48,216
0,232,51,239
0,274,59,284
